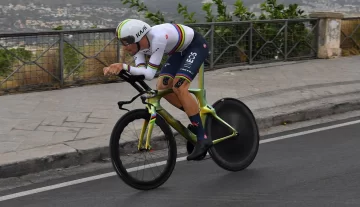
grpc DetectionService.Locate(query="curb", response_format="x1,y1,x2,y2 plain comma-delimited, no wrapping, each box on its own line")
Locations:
1,98,360,179
256,99,360,129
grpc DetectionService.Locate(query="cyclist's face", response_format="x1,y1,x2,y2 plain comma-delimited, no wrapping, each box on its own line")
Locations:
124,43,137,56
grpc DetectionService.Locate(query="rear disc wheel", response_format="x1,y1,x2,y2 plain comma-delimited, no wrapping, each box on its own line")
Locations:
205,98,259,171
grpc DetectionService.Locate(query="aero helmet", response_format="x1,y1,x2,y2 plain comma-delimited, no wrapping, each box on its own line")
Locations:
115,19,151,46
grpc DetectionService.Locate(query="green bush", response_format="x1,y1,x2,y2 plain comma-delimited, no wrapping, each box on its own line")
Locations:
52,26,84,77
0,47,32,77
63,42,83,76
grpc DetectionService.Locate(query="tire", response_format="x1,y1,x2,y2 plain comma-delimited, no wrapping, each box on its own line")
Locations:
205,98,259,171
109,109,177,190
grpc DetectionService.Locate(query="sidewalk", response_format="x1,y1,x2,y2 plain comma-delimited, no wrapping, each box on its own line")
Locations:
1,55,360,178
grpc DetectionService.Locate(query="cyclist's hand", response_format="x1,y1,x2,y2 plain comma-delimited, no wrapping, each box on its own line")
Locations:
103,63,123,76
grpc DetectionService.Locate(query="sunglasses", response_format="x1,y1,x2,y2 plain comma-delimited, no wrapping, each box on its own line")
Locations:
116,33,136,46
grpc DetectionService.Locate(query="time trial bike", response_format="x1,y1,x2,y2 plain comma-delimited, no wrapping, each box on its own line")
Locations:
109,63,259,190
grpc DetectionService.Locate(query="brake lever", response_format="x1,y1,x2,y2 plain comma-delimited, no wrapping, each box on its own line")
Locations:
118,101,130,112
117,91,146,112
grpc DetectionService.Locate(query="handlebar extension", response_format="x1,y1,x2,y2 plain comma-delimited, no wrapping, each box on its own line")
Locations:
117,69,152,92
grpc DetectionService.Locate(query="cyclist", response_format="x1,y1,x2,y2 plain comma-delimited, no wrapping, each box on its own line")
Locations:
103,19,211,161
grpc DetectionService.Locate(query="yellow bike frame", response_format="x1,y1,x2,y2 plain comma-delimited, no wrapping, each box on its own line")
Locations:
137,64,239,151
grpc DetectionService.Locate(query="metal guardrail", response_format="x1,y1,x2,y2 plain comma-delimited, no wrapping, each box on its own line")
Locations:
341,17,360,56
189,18,318,68
0,19,318,95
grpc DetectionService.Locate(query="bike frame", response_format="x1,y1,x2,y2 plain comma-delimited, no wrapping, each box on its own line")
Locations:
117,64,239,151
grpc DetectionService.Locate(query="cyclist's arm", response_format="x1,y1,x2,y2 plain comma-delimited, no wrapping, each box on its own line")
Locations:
122,41,166,80
134,52,147,68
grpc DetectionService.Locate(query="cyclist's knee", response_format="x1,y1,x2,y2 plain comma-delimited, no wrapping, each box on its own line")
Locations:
156,76,173,90
172,77,190,94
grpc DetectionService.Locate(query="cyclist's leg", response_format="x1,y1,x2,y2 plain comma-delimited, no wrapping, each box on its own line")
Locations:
156,53,184,110
171,32,211,160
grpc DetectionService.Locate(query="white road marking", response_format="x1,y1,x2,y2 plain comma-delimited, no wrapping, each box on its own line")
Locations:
1,119,360,202
260,119,360,144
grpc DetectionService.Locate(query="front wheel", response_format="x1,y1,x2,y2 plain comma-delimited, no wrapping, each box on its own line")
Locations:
109,109,177,190
205,98,259,171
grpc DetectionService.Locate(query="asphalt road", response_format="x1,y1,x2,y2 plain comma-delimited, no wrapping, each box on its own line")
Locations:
1,119,360,207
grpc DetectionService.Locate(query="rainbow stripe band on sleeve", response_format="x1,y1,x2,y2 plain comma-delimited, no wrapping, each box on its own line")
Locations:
122,63,131,72
136,63,146,68
148,62,160,70
168,24,185,55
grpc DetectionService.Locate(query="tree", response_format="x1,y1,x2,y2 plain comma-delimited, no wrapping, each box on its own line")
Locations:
118,0,312,64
